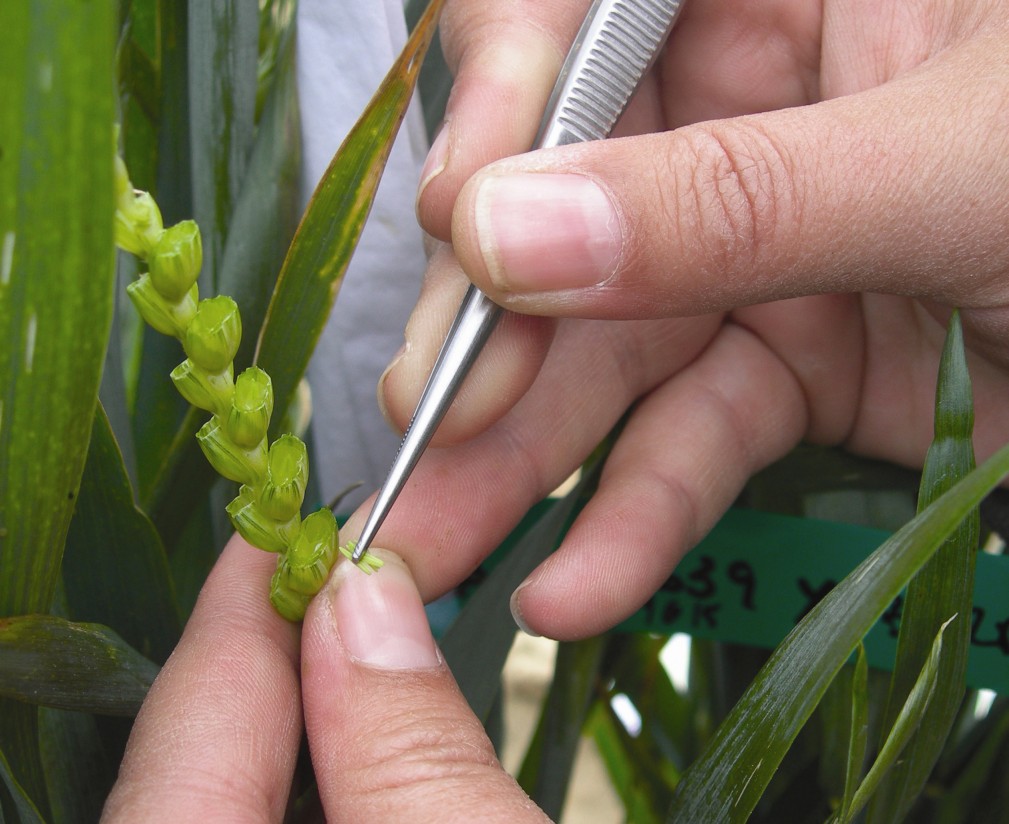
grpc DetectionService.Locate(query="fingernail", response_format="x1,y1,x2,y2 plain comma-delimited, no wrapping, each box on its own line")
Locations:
509,581,540,638
329,551,440,670
417,123,450,205
475,173,622,292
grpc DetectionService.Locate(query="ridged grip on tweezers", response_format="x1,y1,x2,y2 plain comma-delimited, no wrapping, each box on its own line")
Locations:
538,0,686,147
352,0,684,562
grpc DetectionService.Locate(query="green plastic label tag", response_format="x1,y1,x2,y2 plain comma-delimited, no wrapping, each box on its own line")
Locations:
617,508,1009,694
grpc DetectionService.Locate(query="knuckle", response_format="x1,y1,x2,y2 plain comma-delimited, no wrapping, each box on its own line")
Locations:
674,122,800,282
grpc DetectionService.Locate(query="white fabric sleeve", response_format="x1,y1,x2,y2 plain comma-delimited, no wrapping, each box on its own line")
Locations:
297,0,428,510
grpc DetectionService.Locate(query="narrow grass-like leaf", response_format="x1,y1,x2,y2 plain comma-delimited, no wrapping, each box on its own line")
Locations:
666,441,1009,823
836,644,869,823
255,0,445,430
220,14,300,373
517,636,607,819
0,3,116,811
118,0,161,194
188,0,258,294
129,0,196,503
0,615,158,717
442,465,597,721
607,634,693,781
0,744,45,824
815,660,853,805
133,327,192,505
39,708,114,824
588,701,665,824
868,309,977,823
847,617,953,819
100,284,140,488
0,0,116,636
63,405,180,664
932,704,1009,824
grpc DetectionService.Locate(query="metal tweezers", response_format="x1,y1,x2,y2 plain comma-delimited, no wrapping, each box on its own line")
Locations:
352,0,686,562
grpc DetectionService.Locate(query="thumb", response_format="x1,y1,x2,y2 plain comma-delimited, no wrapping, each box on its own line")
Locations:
301,551,548,824
450,43,1009,318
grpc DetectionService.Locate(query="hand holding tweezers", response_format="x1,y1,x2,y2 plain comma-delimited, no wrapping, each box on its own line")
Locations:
352,0,686,562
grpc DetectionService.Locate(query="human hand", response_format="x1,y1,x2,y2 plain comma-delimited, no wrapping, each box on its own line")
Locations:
355,0,1009,639
102,535,548,823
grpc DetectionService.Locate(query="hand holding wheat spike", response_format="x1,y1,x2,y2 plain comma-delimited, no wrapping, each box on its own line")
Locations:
113,150,383,621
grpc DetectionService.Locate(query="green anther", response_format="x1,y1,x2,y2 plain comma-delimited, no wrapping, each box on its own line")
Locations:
281,508,338,596
227,367,274,448
258,434,309,521
338,540,385,574
149,220,203,301
197,416,267,485
226,485,300,553
184,295,242,373
126,276,198,339
171,359,235,417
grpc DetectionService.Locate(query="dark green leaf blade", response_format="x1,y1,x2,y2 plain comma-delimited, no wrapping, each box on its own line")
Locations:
188,0,258,295
666,441,1009,823
0,615,158,717
517,637,607,820
442,465,596,721
255,0,445,429
220,13,300,373
931,703,1009,824
836,644,869,823
0,2,117,812
129,0,194,504
848,617,952,820
587,701,665,824
63,405,181,664
0,0,116,626
0,744,46,824
867,309,978,822
39,708,115,824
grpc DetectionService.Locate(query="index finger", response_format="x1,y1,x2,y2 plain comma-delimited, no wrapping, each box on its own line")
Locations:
417,0,589,239
102,536,302,823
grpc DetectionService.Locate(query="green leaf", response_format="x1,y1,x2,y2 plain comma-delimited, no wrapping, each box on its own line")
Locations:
587,701,664,824
836,644,868,823
867,309,978,823
604,634,688,787
256,0,446,430
0,743,45,824
0,2,117,811
62,405,180,664
931,703,1009,824
0,614,159,717
39,708,114,824
187,0,258,295
0,0,117,627
142,405,205,547
517,636,607,820
666,441,1009,823
442,465,597,721
847,617,953,820
127,0,194,503
220,13,300,373
99,284,140,489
